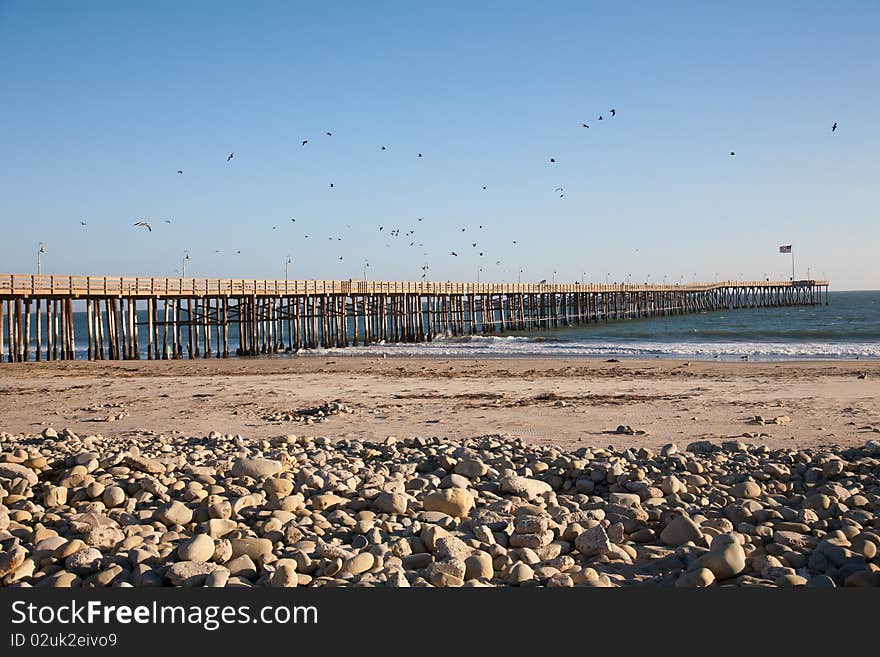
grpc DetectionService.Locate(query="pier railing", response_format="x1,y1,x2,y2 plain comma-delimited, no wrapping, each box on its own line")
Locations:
0,274,829,298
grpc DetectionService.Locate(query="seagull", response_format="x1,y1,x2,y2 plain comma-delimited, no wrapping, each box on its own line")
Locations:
512,240,517,244
381,146,386,150
417,217,424,222
472,242,477,247
80,221,87,226
326,132,332,136
598,115,603,121
236,250,241,254
730,151,735,156
227,152,234,162
418,153,423,158
177,170,183,174
554,187,564,192
832,122,838,133
379,226,383,231
451,251,458,257
164,219,172,224
338,256,343,260
550,157,556,163
133,221,152,232
302,140,308,146
291,218,295,222
482,185,487,190
581,123,589,128
329,183,334,188
272,226,277,230
610,108,616,117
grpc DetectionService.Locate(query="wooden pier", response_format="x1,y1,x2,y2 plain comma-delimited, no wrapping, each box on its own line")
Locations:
0,274,829,362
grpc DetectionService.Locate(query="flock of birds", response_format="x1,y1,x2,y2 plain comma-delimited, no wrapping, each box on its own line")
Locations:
81,111,840,281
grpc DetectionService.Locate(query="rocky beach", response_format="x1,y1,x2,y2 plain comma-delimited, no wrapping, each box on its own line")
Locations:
1,419,879,588
1,357,879,588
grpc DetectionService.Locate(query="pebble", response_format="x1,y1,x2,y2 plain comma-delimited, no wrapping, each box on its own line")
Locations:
0,429,877,589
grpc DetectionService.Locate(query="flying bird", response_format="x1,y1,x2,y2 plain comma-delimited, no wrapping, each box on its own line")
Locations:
482,186,487,190
177,170,183,174
338,256,343,260
164,219,172,224
610,108,616,117
554,187,564,192
326,132,332,136
598,115,603,121
80,221,87,226
418,153,423,158
329,183,334,188
730,151,735,156
417,217,424,222
581,123,589,128
549,158,556,163
133,221,152,232
236,250,241,254
302,140,308,146
451,251,458,257
291,218,295,222
227,152,234,162
832,122,838,132
479,252,484,256
272,226,277,230
381,146,386,150
379,226,383,231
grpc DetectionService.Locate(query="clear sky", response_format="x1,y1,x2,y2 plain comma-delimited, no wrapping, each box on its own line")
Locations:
1,1,877,289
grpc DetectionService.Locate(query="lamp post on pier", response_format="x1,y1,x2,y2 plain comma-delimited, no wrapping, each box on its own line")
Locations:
181,251,190,278
37,243,46,275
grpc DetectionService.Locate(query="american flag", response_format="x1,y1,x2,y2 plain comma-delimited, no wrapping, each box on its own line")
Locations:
779,245,792,253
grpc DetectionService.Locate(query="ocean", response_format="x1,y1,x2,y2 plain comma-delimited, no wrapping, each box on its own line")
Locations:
23,290,880,362
322,290,880,361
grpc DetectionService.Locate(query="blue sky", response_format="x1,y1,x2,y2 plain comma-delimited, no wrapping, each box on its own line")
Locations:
1,1,877,288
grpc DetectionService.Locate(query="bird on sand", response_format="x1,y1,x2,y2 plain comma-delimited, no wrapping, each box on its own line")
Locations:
832,122,838,132
226,152,234,162
134,221,152,232
610,108,616,117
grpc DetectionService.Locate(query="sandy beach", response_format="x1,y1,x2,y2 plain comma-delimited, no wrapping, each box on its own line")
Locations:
2,357,878,451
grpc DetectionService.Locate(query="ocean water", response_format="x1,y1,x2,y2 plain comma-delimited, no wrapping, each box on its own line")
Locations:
322,290,880,361
17,290,880,362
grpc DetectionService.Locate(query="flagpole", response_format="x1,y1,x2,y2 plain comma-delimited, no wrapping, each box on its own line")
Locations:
791,251,795,280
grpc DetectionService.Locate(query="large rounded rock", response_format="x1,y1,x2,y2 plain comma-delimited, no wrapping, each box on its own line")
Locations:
154,501,193,527
676,568,715,588
422,489,474,518
65,548,103,575
178,534,215,563
0,463,38,486
730,481,762,499
699,537,746,580
575,524,612,557
374,492,408,515
231,458,283,480
660,515,703,546
500,476,552,501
